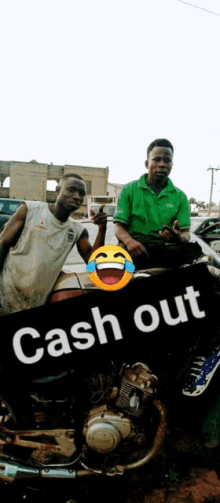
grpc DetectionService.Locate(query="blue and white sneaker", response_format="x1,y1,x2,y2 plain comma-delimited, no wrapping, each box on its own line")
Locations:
182,347,220,397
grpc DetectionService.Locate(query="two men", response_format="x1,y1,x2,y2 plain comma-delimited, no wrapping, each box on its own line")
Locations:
0,139,202,314
0,173,107,314
114,138,202,269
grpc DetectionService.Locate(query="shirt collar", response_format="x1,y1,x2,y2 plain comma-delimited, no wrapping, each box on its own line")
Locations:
138,173,175,193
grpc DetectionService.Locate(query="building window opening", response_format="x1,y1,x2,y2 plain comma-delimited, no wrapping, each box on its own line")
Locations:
47,180,57,191
3,177,10,188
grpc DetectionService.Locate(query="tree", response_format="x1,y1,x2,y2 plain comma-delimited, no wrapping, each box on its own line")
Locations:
188,198,197,214
205,202,216,208
195,201,206,210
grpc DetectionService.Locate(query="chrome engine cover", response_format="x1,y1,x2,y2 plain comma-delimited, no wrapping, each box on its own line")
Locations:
83,405,132,453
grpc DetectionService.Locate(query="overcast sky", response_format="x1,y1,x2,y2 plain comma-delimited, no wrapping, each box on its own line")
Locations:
1,0,220,204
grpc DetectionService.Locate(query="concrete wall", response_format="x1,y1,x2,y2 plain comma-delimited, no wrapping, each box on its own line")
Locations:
107,183,123,197
0,161,109,217
64,165,108,196
0,160,108,199
10,162,48,201
0,188,9,198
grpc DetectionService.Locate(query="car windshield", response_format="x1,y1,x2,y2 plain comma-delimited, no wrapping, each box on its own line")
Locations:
0,201,21,215
190,219,205,232
64,218,220,272
7,202,20,214
190,217,220,233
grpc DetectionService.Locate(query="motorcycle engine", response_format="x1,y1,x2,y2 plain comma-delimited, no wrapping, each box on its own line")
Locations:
83,404,132,453
83,363,158,454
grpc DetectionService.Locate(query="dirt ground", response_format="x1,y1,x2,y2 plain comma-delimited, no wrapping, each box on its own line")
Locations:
3,437,220,503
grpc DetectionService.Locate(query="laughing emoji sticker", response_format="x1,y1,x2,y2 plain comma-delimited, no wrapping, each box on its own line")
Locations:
86,244,135,291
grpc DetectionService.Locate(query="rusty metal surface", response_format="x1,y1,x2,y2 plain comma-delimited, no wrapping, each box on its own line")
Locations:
0,428,76,457
114,399,167,472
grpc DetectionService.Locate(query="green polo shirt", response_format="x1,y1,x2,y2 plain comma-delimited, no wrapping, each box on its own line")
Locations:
113,174,190,244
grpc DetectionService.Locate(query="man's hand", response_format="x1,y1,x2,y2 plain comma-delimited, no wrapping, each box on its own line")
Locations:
159,220,190,243
90,204,107,229
126,238,149,257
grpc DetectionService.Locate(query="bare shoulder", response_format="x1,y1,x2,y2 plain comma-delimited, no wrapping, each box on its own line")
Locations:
0,202,27,245
14,202,27,219
5,202,27,227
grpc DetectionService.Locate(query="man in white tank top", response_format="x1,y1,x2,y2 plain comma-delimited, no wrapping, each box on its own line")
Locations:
0,174,107,314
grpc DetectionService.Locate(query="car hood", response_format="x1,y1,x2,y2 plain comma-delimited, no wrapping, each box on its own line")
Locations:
190,232,220,269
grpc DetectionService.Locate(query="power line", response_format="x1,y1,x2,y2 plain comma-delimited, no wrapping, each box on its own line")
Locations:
176,0,220,17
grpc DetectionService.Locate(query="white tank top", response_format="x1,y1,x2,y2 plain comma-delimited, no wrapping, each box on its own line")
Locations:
0,201,85,313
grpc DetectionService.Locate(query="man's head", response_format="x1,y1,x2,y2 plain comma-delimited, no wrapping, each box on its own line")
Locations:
56,173,86,212
145,139,174,183
146,139,174,158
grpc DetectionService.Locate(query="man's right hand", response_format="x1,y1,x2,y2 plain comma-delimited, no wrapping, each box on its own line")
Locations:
126,238,149,257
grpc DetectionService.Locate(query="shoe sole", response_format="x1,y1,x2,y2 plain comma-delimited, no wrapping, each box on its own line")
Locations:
182,352,220,397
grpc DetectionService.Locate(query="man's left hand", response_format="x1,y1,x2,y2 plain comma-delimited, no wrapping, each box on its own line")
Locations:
90,204,107,229
159,220,190,243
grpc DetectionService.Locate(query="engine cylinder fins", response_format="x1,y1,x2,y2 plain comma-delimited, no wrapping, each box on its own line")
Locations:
86,422,121,453
115,378,150,417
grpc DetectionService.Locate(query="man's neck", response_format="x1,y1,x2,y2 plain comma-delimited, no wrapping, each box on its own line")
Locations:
146,176,168,194
48,203,71,223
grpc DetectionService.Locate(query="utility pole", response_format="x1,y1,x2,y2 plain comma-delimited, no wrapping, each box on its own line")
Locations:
207,166,220,216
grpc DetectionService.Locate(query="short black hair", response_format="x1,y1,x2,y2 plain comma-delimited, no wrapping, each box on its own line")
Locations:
147,139,174,158
59,173,85,186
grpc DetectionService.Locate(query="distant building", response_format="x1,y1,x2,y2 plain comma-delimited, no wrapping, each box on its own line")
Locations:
0,160,109,217
198,205,220,216
107,182,124,198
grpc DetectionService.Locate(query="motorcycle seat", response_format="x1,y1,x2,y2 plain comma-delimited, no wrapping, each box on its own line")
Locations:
48,268,171,304
32,371,69,384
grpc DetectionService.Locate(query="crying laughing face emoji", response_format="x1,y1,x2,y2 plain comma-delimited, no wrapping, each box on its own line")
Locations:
86,244,135,291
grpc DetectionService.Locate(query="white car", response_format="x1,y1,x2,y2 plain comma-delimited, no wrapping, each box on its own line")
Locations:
190,216,220,249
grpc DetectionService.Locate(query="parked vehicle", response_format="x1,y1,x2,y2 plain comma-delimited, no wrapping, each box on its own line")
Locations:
0,198,22,230
87,196,118,218
190,216,220,246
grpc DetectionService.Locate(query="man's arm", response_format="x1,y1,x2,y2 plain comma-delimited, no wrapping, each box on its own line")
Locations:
0,203,27,273
77,205,107,263
115,222,148,257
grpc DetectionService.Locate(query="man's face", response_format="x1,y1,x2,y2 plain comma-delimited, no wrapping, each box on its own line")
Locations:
56,177,86,212
145,146,173,182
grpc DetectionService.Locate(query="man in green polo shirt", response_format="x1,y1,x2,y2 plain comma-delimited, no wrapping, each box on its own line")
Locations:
114,138,202,269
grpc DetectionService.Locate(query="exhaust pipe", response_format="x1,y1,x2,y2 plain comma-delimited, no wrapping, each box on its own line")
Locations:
0,458,109,482
0,458,80,483
0,457,92,482
41,468,77,479
0,459,39,482
0,399,167,484
0,458,79,482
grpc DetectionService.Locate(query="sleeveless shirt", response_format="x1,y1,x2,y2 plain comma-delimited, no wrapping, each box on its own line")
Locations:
0,201,85,313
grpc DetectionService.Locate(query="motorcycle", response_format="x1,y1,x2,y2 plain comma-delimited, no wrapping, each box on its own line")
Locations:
0,266,218,499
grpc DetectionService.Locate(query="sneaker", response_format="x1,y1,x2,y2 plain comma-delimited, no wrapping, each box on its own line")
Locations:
182,347,220,397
